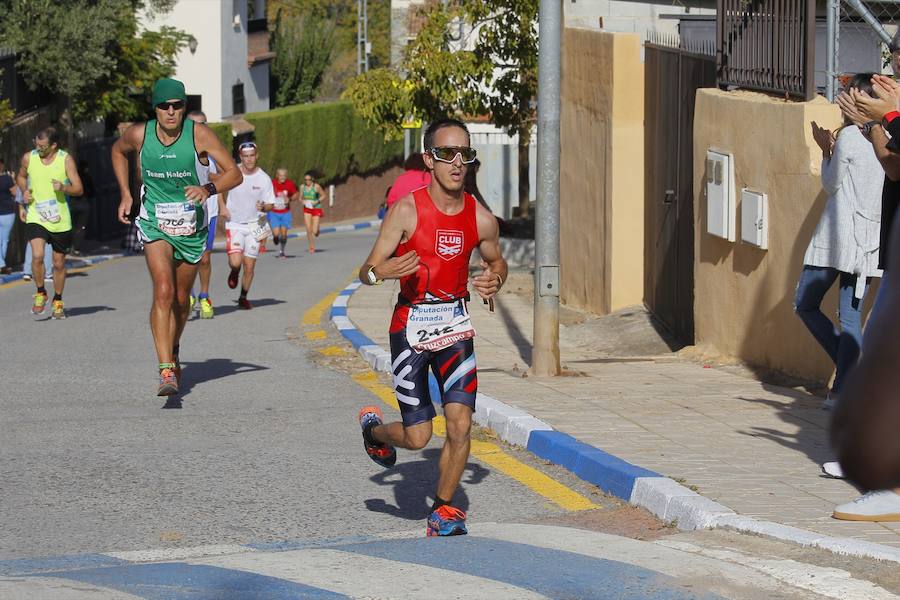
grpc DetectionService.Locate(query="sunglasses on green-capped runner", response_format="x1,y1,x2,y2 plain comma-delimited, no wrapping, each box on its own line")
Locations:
429,146,477,164
156,100,185,111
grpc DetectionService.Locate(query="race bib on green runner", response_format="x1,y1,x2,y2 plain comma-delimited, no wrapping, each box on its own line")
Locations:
250,214,272,241
406,299,476,352
35,199,61,224
155,201,197,236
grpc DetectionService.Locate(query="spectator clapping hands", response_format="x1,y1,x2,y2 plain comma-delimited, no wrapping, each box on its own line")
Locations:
836,91,868,128
845,74,900,124
810,121,835,159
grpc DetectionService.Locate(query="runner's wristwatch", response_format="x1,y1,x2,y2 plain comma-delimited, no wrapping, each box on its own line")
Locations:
366,265,383,285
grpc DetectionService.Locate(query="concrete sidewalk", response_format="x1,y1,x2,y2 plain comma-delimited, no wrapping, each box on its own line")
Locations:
344,271,900,558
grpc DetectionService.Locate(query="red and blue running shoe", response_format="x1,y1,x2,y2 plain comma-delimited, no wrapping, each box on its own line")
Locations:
358,406,396,468
426,505,468,537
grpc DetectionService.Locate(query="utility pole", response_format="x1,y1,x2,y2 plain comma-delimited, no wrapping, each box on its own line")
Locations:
357,0,370,75
532,0,561,377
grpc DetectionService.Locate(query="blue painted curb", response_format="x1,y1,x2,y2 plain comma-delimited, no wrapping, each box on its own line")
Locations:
329,281,660,503
526,431,660,500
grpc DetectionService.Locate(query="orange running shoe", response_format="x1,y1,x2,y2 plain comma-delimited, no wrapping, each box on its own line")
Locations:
32,291,48,314
426,505,468,537
157,365,178,396
358,405,396,468
51,299,66,319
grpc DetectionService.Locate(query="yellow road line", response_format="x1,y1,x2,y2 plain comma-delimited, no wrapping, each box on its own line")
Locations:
306,330,327,340
470,442,599,511
307,278,600,512
319,346,347,357
351,372,599,512
353,371,399,411
302,291,338,326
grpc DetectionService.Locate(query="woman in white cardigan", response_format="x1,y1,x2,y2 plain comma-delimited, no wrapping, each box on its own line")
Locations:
798,73,884,410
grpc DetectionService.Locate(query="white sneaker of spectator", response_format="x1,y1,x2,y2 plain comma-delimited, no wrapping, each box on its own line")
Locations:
822,392,838,411
822,461,844,479
833,490,900,521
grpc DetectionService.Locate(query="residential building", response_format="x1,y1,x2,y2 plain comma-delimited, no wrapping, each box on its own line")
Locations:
143,0,274,121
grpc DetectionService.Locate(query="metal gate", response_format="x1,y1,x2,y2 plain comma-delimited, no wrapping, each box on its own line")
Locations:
643,40,716,346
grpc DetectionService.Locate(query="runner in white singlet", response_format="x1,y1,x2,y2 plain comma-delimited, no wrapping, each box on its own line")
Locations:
219,141,275,309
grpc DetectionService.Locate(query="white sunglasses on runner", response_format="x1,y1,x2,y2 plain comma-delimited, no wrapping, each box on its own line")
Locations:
429,146,478,164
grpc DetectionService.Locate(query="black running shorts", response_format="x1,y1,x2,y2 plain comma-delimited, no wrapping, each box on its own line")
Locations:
389,330,478,427
25,223,73,255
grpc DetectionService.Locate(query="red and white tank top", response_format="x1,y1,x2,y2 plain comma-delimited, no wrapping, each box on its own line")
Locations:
390,187,480,332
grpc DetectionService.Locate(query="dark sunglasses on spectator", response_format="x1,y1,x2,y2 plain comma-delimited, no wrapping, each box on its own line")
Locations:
156,100,185,111
239,141,258,151
430,146,477,164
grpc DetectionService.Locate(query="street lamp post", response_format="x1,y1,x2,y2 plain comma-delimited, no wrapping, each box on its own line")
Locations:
532,0,562,377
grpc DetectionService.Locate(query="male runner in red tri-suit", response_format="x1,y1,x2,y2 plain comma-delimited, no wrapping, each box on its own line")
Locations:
356,118,508,537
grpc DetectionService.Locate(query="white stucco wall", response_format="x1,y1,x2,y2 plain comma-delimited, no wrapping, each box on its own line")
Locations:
143,0,269,121
220,0,250,118
143,0,224,120
565,0,715,38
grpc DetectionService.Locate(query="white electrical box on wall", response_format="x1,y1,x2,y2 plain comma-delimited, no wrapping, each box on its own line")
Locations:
706,149,736,242
741,188,768,250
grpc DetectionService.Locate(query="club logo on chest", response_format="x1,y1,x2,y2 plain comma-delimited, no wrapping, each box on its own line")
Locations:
436,230,464,261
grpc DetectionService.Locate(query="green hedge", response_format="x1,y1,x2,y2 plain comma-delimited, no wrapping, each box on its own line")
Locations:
207,122,232,151
231,101,401,183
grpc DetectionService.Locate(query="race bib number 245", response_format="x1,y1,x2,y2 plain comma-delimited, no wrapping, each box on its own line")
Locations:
406,299,476,352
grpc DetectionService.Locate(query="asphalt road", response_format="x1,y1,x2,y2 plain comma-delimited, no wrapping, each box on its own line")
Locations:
2,229,899,599
0,230,594,559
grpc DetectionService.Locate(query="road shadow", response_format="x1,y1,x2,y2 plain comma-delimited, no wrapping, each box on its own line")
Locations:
162,397,182,409
214,298,286,317
364,448,490,520
65,305,116,317
732,384,836,469
495,298,533,365
177,357,268,396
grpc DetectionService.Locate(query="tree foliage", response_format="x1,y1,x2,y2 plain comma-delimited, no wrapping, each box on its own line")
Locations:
268,0,389,99
342,0,538,214
270,11,335,107
0,68,12,130
343,0,538,142
0,0,188,124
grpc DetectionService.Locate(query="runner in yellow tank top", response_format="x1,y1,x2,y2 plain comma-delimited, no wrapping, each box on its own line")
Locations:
16,127,85,319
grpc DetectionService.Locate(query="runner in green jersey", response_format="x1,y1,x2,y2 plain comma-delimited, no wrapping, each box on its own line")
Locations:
301,171,326,253
111,78,242,397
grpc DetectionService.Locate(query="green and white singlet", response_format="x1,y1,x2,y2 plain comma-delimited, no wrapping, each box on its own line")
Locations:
136,118,209,263
301,184,321,209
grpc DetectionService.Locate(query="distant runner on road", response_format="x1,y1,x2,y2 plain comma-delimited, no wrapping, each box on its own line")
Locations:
356,118,508,537
17,127,85,319
187,110,219,319
220,141,275,309
300,172,325,253
270,167,298,258
111,78,242,396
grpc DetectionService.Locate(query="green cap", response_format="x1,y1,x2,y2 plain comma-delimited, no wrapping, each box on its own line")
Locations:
151,78,187,107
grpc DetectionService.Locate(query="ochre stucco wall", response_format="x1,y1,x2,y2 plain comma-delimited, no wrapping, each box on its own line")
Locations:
692,89,873,382
560,29,644,314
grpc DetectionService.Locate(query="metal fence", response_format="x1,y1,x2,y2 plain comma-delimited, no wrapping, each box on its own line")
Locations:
717,0,817,101
825,0,900,100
